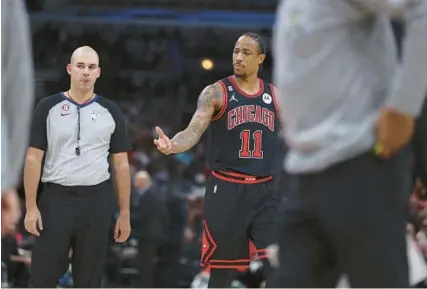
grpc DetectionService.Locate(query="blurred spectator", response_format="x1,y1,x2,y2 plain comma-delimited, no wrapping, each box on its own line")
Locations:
1,233,32,287
131,171,168,287
155,165,188,287
183,178,206,260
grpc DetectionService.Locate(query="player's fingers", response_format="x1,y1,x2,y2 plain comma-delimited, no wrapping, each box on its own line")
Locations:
157,147,168,155
155,126,165,138
153,139,160,146
159,139,169,150
155,141,166,152
154,140,167,153
164,138,172,149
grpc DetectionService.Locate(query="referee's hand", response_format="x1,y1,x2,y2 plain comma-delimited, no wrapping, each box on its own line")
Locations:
114,212,131,243
24,206,43,236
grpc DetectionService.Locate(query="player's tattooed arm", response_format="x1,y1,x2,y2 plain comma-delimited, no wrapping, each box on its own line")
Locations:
170,83,223,153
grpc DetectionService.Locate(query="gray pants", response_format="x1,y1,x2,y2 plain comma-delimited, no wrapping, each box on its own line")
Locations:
273,149,412,288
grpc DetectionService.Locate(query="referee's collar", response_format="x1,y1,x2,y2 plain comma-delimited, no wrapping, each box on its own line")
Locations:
59,92,99,108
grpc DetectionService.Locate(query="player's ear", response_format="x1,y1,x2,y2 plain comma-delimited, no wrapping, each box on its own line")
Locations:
66,64,72,75
97,67,101,79
258,54,266,66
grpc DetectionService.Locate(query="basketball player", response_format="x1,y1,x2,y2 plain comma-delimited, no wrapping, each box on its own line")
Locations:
154,32,282,287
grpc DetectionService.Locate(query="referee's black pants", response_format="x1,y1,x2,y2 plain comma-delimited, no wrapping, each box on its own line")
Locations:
30,181,115,288
272,148,412,288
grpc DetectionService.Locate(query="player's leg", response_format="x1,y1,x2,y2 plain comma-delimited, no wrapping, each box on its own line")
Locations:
269,177,340,287
316,150,411,287
71,181,115,287
202,176,252,288
246,181,280,284
30,184,74,287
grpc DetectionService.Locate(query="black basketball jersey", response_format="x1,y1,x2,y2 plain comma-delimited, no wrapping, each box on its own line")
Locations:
207,76,280,177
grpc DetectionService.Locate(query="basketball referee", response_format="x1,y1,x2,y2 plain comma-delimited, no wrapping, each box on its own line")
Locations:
23,46,132,287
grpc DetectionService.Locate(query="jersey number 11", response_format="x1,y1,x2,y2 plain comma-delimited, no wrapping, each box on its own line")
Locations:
239,130,263,159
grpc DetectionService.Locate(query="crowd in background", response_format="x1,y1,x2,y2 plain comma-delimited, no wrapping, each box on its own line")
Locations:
2,1,427,288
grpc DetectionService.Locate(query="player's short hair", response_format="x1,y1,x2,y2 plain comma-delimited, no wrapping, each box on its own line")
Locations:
243,32,266,55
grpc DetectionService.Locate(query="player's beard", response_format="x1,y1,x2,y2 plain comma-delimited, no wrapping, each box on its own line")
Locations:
234,70,246,79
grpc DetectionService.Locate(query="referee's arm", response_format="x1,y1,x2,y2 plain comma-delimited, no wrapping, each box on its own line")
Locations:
108,103,133,240
23,98,50,235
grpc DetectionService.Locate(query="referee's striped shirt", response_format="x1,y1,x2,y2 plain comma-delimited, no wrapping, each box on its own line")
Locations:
29,92,132,186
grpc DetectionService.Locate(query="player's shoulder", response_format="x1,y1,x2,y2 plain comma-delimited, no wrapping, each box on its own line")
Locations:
262,80,278,95
34,93,64,112
259,78,275,89
216,75,230,83
214,75,234,87
211,76,233,95
200,81,225,99
267,81,277,90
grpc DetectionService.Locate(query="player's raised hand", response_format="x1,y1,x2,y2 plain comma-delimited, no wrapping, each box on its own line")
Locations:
154,126,173,155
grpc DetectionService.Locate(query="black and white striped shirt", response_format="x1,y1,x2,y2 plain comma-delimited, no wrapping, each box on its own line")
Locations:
29,93,132,186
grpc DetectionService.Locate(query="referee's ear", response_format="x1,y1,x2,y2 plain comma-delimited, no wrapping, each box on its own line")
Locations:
66,64,72,75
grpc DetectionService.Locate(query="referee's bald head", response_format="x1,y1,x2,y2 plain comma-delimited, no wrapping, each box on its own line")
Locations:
67,46,100,92
70,46,99,65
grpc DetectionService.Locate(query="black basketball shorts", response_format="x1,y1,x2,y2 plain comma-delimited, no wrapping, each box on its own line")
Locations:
201,170,280,271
